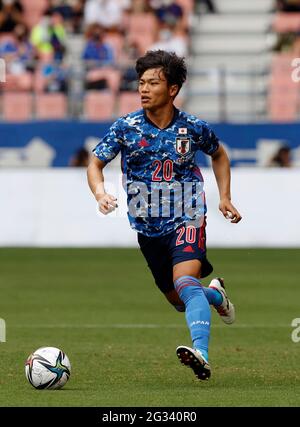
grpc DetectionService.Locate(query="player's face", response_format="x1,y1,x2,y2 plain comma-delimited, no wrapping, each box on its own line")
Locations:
138,68,178,111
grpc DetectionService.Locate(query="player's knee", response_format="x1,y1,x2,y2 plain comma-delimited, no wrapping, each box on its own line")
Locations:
173,260,202,283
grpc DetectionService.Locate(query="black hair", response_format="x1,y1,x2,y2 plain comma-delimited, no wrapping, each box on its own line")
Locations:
135,50,187,96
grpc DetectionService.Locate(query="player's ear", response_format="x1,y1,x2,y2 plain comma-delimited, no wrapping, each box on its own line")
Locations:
169,84,179,98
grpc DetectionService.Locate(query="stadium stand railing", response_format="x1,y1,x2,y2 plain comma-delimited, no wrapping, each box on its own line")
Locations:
186,0,277,122
269,7,300,122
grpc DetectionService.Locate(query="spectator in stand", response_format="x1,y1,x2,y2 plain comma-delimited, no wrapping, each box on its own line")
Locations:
50,0,73,19
277,0,300,12
47,0,86,33
49,0,74,32
268,145,292,167
0,23,34,67
152,0,183,26
273,28,300,56
149,1,187,56
0,0,24,33
39,59,69,93
30,10,66,62
71,0,86,33
151,0,188,34
293,30,300,56
149,20,188,56
274,31,296,52
31,10,69,94
82,23,115,90
130,0,153,13
50,10,67,61
82,23,114,64
119,39,140,91
69,147,90,167
83,0,130,32
13,23,34,68
0,23,34,90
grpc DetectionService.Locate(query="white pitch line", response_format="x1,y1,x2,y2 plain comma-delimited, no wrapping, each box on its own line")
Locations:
10,323,292,329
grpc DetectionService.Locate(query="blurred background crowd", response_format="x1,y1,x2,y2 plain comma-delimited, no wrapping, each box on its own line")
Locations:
0,0,299,123
0,0,299,171
0,0,196,120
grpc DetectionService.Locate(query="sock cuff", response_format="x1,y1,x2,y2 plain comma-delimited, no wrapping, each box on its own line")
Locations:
174,275,201,294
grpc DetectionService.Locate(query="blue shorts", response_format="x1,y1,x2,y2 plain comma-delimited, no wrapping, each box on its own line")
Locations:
137,220,213,294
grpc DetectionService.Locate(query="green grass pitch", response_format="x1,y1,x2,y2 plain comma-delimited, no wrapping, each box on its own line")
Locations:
0,248,300,407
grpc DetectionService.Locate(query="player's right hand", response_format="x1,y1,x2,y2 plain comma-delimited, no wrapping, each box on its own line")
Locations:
97,193,118,215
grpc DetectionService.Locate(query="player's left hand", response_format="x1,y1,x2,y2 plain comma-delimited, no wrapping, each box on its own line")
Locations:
219,199,242,223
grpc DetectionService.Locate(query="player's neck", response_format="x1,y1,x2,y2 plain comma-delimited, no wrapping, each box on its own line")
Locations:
145,104,175,130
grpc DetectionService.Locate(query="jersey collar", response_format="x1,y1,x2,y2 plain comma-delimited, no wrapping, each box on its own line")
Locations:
143,107,179,130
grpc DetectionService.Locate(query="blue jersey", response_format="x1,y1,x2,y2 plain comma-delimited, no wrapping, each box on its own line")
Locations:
93,108,219,237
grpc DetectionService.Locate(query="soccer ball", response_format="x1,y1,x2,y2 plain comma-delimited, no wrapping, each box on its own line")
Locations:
25,346,71,390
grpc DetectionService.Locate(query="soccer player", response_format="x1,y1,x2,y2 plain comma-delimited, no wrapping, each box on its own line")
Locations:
87,50,242,381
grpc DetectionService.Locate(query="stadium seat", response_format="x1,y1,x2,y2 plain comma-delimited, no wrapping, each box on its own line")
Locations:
106,68,122,93
268,51,300,122
273,12,300,33
35,93,68,119
2,92,33,121
214,0,274,14
83,91,116,121
190,53,272,72
193,34,277,55
118,92,141,116
268,95,299,121
271,53,295,74
130,33,156,54
85,67,121,93
187,93,267,122
194,14,272,34
103,33,125,62
268,100,298,122
269,73,297,91
127,13,158,36
127,13,158,53
3,73,34,92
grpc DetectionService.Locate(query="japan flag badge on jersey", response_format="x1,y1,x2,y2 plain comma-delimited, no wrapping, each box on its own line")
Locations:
178,128,187,135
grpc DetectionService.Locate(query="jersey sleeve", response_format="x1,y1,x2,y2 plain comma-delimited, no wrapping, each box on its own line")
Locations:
195,121,220,156
93,119,124,163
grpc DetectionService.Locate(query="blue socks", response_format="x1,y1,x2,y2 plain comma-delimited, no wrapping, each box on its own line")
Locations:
202,286,223,306
174,276,211,362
